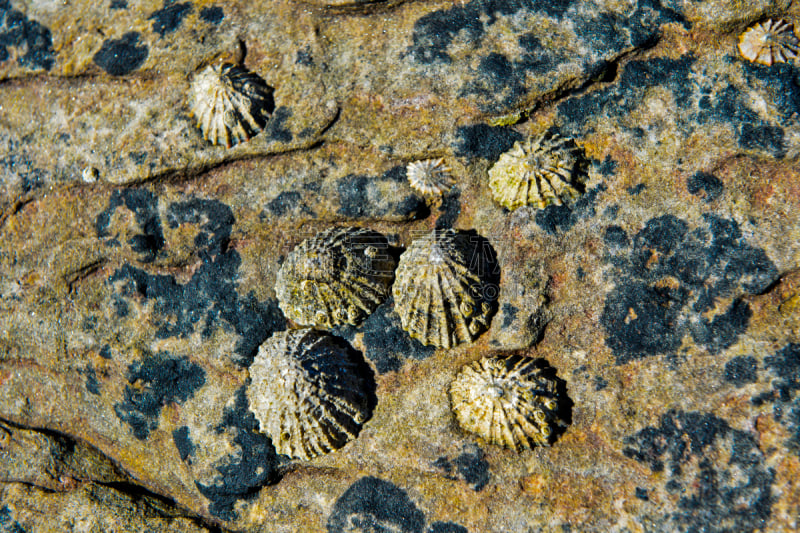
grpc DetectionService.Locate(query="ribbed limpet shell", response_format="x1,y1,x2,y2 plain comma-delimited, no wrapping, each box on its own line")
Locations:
738,19,799,66
246,328,375,460
449,355,567,450
488,132,587,211
392,229,498,349
407,158,455,196
190,63,274,147
276,226,397,328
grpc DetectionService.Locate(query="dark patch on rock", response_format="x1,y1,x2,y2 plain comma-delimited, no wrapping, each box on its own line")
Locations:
453,124,522,161
0,0,55,70
739,123,785,158
83,364,101,396
102,194,286,365
296,47,313,66
172,425,195,463
623,410,774,532
724,356,758,387
435,190,461,230
601,214,777,364
265,191,316,218
336,298,435,374
196,387,284,521
627,183,646,195
427,523,469,533
752,344,800,454
111,294,129,317
128,151,147,165
740,61,800,121
603,225,629,247
687,172,723,202
110,0,127,8
99,344,112,359
149,1,193,36
93,32,148,76
535,183,606,234
598,155,617,176
500,303,518,329
0,505,26,533
327,476,426,533
265,106,292,143
635,487,648,500
434,445,490,492
113,352,206,440
594,375,608,391
336,174,425,221
96,189,164,262
199,5,223,24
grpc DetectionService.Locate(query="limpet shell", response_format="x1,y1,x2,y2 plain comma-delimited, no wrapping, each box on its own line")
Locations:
190,63,274,147
275,226,397,328
246,328,375,460
449,355,567,450
407,158,455,196
392,229,498,348
488,132,587,211
738,19,799,66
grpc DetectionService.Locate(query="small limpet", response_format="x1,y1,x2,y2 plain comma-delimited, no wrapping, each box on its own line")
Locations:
392,229,498,349
449,355,567,450
190,63,274,147
407,158,455,196
488,132,587,211
246,328,375,460
275,226,396,329
738,19,799,66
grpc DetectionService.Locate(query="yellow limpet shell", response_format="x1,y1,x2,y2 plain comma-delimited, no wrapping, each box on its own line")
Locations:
738,19,799,66
190,63,274,148
406,158,456,196
449,354,567,451
488,132,587,211
392,229,497,349
246,328,374,460
275,226,396,329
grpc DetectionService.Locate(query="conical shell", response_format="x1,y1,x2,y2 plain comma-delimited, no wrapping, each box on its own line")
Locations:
392,229,497,348
407,158,455,196
246,328,375,460
738,19,800,66
190,63,274,148
488,132,587,211
276,227,397,328
449,355,567,451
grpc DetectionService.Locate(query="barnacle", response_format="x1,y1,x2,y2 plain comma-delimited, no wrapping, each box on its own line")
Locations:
449,355,567,450
392,229,498,349
275,226,396,329
738,19,799,66
407,158,455,196
246,328,375,460
488,132,587,211
190,63,274,147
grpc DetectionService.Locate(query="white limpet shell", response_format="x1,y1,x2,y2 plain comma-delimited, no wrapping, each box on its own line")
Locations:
738,19,800,66
190,63,274,147
275,226,396,329
246,328,374,460
407,158,455,196
488,132,587,211
392,229,497,349
449,354,567,451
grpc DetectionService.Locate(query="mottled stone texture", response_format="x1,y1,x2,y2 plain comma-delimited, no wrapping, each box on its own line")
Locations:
1,0,799,531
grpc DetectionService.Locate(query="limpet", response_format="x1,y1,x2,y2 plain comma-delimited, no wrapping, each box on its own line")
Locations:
407,158,455,196
392,229,498,348
488,132,587,211
449,355,567,450
190,63,274,147
275,226,396,328
246,328,375,460
738,19,799,66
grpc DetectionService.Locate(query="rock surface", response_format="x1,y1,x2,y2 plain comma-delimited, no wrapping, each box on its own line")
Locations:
1,0,799,531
